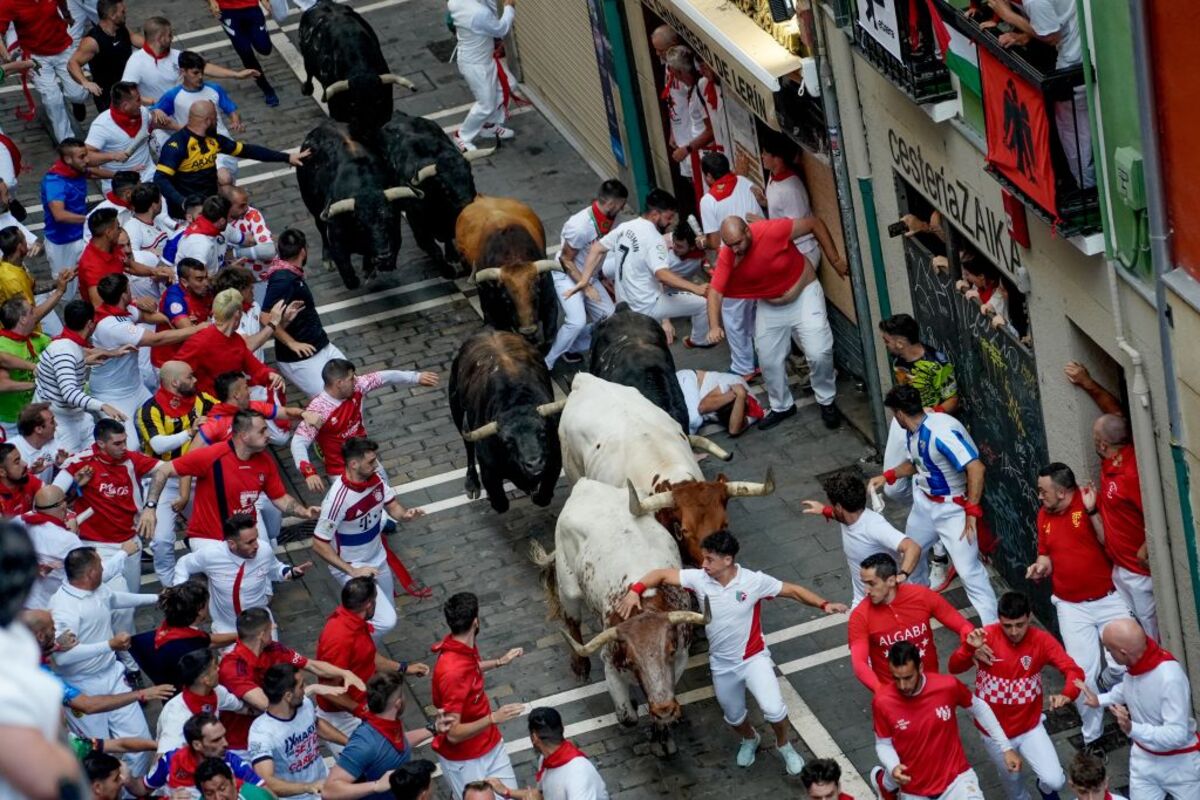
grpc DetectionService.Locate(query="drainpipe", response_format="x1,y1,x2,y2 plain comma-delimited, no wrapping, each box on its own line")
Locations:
858,177,894,321
600,0,654,204
809,6,889,451
1129,0,1200,665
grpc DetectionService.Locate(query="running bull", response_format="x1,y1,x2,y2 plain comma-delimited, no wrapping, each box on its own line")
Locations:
456,196,562,347
561,373,774,565
298,0,416,130
449,330,564,512
589,304,691,432
296,123,419,290
531,478,709,756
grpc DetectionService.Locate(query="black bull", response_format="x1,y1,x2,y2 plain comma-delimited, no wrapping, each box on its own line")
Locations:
589,305,691,432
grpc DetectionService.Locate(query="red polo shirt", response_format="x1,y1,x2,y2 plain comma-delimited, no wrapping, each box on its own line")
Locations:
218,640,308,748
170,441,285,541
1037,491,1114,602
1098,444,1149,576
58,444,158,543
0,474,40,516
0,0,71,56
77,242,126,305
711,218,810,300
314,605,374,712
430,635,501,761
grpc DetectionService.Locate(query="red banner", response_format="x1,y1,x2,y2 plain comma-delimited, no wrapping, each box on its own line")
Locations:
979,48,1057,217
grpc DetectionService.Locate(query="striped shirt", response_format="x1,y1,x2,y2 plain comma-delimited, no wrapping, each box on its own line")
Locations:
905,412,979,497
33,338,105,414
136,392,213,460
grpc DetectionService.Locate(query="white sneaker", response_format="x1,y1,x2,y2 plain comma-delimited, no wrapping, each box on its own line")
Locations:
454,132,477,152
482,123,515,140
735,731,760,767
778,743,805,775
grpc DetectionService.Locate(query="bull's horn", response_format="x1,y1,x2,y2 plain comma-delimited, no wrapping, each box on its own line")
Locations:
383,186,422,201
463,146,497,162
534,259,564,274
461,421,500,442
536,400,566,417
414,163,438,182
560,626,620,657
725,467,777,498
688,435,732,462
322,79,349,100
380,73,417,91
320,198,356,220
665,596,712,626
472,268,502,284
627,480,675,517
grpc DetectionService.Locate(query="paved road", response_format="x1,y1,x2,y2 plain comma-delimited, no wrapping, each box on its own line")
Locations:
3,0,1134,794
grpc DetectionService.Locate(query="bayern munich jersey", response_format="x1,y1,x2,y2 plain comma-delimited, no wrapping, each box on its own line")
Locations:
314,474,396,568
679,566,782,673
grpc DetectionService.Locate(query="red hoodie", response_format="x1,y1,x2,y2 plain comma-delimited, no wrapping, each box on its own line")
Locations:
430,635,501,760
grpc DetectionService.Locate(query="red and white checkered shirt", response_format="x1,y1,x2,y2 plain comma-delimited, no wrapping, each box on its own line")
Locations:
226,206,275,283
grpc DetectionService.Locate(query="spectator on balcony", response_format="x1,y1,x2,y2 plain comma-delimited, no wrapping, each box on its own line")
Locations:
986,0,1094,190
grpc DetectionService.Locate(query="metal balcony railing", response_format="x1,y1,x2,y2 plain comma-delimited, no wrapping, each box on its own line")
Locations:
851,0,956,103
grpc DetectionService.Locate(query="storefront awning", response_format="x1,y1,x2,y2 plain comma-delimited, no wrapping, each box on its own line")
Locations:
640,0,804,128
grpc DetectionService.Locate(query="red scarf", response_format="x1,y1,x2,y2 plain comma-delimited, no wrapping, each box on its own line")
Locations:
181,687,218,714
590,202,614,236
1128,638,1176,676
979,284,996,305
702,78,719,110
770,166,796,182
21,510,66,529
185,216,222,238
154,387,195,419
54,328,89,347
262,257,304,280
154,622,209,649
708,174,738,201
535,741,587,782
109,106,142,138
0,329,36,357
46,159,83,180
104,191,131,209
142,42,168,63
361,711,408,753
93,303,130,325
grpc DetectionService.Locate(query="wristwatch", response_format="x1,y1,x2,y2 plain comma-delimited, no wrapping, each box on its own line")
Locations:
144,500,158,509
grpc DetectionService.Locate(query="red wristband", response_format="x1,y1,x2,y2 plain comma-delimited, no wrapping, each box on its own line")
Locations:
963,503,983,519
820,601,830,612
821,505,834,521
299,461,318,478
883,469,897,485
630,582,646,595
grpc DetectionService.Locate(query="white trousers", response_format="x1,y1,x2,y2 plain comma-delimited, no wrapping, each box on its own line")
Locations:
1054,85,1095,190
329,562,396,641
1113,565,1159,642
883,418,914,503
52,405,94,453
149,477,185,588
644,292,709,341
754,281,835,412
314,707,361,757
45,237,84,304
722,298,756,375
1129,744,1200,800
457,59,504,144
31,49,90,144
897,768,984,800
34,292,63,336
978,721,1066,800
91,539,141,635
712,653,787,726
906,491,998,625
276,341,347,399
1053,591,1132,743
66,0,99,43
545,271,614,369
438,740,517,800
63,659,152,776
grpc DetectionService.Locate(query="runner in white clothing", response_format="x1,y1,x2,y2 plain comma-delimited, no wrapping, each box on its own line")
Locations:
312,438,425,641
156,649,246,755
83,83,167,189
488,707,609,800
544,180,626,369
619,531,846,774
249,664,342,799
569,189,709,344
447,0,516,150
758,134,820,265
801,472,924,606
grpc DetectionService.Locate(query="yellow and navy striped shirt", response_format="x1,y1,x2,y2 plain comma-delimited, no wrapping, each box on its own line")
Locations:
136,391,214,460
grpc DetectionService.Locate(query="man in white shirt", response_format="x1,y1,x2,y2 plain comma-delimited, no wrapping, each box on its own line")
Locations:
173,513,311,635
177,195,244,275
121,16,259,107
249,663,343,799
801,472,924,606
619,531,846,774
447,0,516,151
569,189,709,344
698,152,760,377
14,403,62,483
758,135,820,267
545,180,626,369
661,44,712,204
48,546,157,776
84,82,167,188
487,707,608,800
156,648,246,756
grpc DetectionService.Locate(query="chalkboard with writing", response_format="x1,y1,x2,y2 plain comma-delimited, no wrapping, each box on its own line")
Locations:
904,237,1054,626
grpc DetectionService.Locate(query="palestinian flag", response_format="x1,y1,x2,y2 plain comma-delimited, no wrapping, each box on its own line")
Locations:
926,0,982,95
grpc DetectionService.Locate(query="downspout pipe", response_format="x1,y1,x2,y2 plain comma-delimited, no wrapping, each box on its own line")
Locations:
600,0,654,204
1129,0,1200,664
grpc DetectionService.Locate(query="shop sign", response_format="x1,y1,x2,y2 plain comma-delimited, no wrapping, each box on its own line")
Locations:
857,0,903,61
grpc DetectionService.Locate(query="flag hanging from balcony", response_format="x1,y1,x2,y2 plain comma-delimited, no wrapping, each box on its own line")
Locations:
924,0,980,94
979,47,1057,217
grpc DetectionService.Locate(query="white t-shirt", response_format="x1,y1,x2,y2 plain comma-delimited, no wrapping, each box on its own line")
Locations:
89,308,147,401
765,173,817,253
14,434,55,483
447,0,514,64
841,509,908,607
699,175,761,235
124,215,172,269
539,753,610,800
673,84,708,179
248,698,328,800
121,47,181,103
697,77,731,157
156,687,245,754
0,623,64,800
560,205,605,273
678,565,783,673
177,230,237,275
156,83,233,137
84,109,156,190
315,474,396,572
1023,0,1081,69
601,217,671,314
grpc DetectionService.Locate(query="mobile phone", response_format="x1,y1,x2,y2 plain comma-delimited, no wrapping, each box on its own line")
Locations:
887,220,908,238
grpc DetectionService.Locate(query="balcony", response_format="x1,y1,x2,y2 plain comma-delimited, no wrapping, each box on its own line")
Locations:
851,0,956,104
930,0,1100,236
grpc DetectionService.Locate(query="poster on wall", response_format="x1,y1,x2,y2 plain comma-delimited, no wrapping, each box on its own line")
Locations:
724,94,764,191
979,48,1057,216
584,0,626,167
856,0,903,61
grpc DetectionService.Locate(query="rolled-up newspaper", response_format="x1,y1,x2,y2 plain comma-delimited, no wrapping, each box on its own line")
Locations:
868,484,885,513
687,214,704,241
76,507,94,525
123,130,149,159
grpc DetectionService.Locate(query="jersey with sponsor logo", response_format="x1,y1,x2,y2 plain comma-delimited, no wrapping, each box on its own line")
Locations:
248,698,327,800
314,473,395,569
872,672,974,797
678,566,782,673
170,441,286,541
54,445,157,542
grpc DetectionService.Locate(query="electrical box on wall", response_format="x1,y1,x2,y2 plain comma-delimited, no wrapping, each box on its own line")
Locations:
1114,147,1146,211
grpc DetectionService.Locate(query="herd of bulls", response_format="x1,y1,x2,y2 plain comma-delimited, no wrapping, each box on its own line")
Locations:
298,3,776,753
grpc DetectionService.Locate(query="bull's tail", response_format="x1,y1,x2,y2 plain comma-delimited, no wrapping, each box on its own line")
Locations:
528,540,562,621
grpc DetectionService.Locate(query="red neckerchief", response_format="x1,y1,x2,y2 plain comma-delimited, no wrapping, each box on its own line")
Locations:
331,603,374,637
21,510,66,529
104,191,131,208
88,442,129,469
770,166,796,182
979,284,996,304
0,329,35,357
361,711,408,752
430,634,480,658
93,303,130,325
154,622,208,648
1128,638,1176,676
46,159,83,180
154,387,195,419
341,473,380,493
708,174,737,201
55,328,89,347
536,741,587,781
182,687,218,714
108,106,142,138
702,79,719,110
660,68,674,102
185,216,221,238
261,257,304,280
142,42,168,64
589,202,614,237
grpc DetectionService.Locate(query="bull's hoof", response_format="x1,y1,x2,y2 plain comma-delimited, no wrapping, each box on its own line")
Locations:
301,81,313,96
464,479,481,500
616,708,638,728
488,494,511,513
437,259,458,280
531,489,554,507
339,272,361,291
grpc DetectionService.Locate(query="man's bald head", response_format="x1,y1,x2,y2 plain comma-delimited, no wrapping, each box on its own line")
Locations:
651,25,679,58
188,100,217,130
720,216,753,258
1101,617,1148,667
160,360,193,388
19,609,55,653
219,184,248,203
33,485,67,517
1093,414,1129,448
